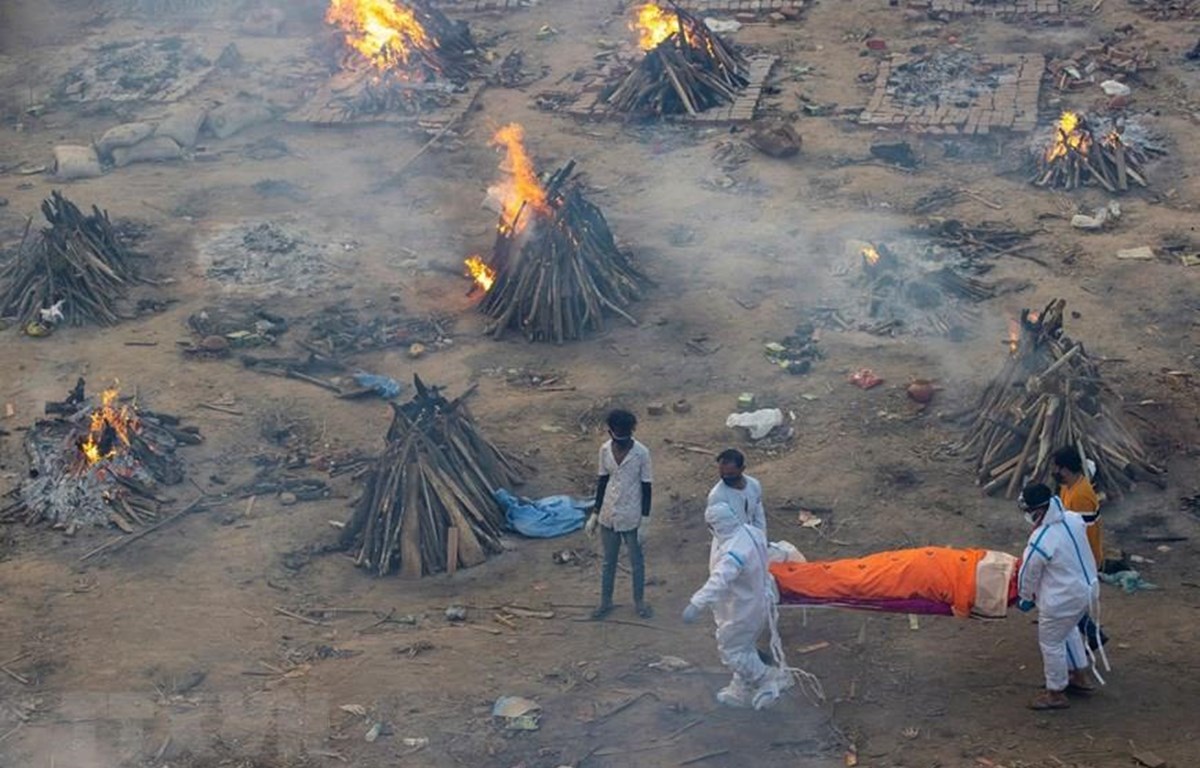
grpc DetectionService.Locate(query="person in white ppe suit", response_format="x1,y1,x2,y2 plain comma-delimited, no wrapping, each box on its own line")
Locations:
1016,483,1101,711
683,502,794,709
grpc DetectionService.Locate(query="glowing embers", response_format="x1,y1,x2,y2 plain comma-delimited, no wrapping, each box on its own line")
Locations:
6,379,200,531
1031,111,1163,192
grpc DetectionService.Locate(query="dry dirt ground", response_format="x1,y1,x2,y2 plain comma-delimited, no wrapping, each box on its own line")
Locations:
2,0,1200,766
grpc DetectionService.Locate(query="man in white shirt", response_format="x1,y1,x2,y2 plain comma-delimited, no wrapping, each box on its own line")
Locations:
707,449,766,534
586,409,653,620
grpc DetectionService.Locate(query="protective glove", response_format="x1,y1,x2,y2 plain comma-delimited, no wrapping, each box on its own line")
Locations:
637,526,646,546
584,514,598,538
1017,599,1036,613
682,602,702,624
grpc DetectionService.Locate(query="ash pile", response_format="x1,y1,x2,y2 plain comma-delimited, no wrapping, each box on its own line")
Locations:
198,221,339,294
602,2,748,117
1031,111,1165,192
56,37,214,104
956,299,1164,499
321,0,480,119
883,49,1014,111
2,380,202,531
466,124,646,343
812,239,1028,339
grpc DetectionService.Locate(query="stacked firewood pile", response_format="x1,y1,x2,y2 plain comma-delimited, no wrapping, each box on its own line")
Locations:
957,299,1164,499
340,377,523,577
0,379,202,530
605,2,747,116
1032,112,1161,192
478,160,646,342
0,192,144,328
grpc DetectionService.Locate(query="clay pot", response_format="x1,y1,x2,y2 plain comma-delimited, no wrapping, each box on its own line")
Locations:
906,379,938,404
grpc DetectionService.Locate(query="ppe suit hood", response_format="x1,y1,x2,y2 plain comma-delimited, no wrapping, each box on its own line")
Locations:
1040,496,1066,526
706,502,741,541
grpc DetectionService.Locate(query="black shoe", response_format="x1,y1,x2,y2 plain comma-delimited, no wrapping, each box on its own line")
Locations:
591,604,613,620
636,603,654,619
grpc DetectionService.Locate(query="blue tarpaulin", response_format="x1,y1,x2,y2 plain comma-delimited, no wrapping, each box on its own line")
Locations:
495,488,592,538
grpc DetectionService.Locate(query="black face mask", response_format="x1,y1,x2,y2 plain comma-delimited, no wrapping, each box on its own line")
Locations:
721,475,742,488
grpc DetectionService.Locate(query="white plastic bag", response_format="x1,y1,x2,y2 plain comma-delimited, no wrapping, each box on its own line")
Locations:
726,408,783,440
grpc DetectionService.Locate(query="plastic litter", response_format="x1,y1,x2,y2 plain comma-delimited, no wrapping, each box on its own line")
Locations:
1100,79,1131,97
726,408,784,440
1099,570,1157,593
495,488,591,538
352,372,403,399
492,696,541,730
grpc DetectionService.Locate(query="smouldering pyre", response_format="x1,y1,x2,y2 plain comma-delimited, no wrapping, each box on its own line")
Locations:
1,380,201,532
324,0,477,116
604,2,748,116
1032,111,1162,192
465,123,646,343
956,299,1163,500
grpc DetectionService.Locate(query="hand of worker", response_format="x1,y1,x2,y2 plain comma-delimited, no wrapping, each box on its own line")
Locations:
584,514,598,538
637,525,646,546
1017,599,1036,613
682,602,702,624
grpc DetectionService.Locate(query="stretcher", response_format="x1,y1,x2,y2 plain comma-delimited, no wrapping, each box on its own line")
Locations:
770,547,1020,619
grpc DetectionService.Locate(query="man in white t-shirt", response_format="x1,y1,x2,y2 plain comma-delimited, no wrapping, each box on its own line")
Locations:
585,409,654,620
707,449,766,534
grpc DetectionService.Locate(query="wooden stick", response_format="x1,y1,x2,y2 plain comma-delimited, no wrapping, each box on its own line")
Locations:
446,526,459,576
79,496,206,562
273,606,327,627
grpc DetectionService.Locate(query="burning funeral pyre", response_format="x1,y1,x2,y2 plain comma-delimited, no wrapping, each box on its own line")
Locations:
812,239,1028,339
339,376,522,577
1032,111,1164,192
603,2,748,116
0,192,144,331
956,299,1163,500
466,124,646,343
1,380,202,531
324,0,478,117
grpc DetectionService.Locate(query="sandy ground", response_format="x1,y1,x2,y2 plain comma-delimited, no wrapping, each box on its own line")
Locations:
2,0,1200,766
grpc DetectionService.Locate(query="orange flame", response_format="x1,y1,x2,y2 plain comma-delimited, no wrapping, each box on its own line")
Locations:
326,0,433,71
1006,318,1020,356
79,387,139,466
1045,111,1090,163
489,123,549,235
631,2,687,51
465,255,496,292
861,245,881,267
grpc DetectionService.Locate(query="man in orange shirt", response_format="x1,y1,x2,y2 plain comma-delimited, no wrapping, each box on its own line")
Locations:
1052,447,1101,565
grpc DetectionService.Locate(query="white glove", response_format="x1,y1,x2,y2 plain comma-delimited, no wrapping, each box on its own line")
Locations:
637,525,646,546
682,602,702,624
584,514,598,538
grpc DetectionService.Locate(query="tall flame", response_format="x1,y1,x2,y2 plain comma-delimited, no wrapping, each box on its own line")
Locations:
861,245,882,267
79,387,139,466
464,254,496,292
1007,318,1020,356
326,0,433,70
1045,111,1090,163
489,123,549,235
631,2,686,51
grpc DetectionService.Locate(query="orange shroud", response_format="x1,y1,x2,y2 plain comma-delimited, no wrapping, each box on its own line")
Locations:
770,547,990,618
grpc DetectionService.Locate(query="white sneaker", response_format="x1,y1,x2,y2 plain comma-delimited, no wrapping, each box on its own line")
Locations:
716,677,753,708
752,668,795,710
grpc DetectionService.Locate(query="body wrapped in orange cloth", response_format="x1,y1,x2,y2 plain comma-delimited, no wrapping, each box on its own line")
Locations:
770,547,1019,619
